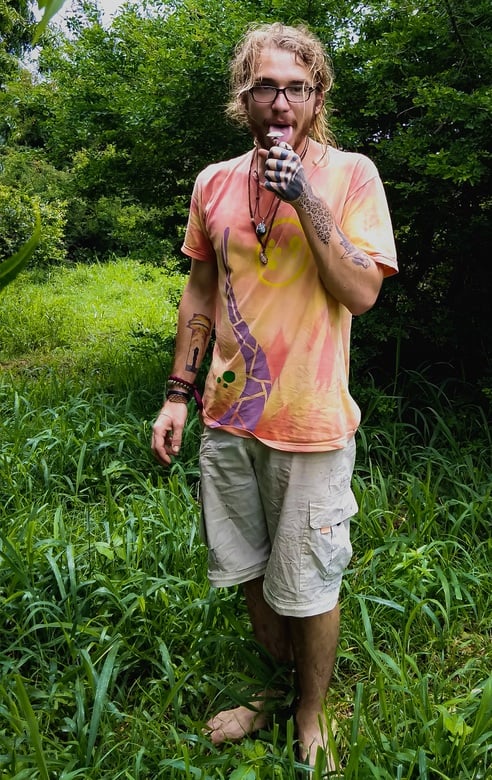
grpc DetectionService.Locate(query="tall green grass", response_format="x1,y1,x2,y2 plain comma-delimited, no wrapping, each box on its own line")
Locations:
0,260,490,778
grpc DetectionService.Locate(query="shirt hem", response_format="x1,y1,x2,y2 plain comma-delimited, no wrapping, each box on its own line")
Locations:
202,419,358,453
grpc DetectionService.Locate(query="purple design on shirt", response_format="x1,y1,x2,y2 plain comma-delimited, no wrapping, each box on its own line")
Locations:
215,227,272,428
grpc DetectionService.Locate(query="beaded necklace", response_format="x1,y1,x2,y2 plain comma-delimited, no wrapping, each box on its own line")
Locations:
247,137,310,265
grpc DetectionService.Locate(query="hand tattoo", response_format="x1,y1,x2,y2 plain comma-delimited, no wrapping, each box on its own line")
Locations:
264,144,307,202
265,145,373,271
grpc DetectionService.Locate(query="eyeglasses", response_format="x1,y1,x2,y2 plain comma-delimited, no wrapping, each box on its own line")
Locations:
249,84,317,103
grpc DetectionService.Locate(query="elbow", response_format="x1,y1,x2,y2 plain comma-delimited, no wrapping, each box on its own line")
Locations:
348,267,384,315
350,298,377,316
347,289,380,316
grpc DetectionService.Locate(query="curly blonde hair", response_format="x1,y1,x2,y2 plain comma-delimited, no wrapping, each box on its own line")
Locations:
226,22,336,147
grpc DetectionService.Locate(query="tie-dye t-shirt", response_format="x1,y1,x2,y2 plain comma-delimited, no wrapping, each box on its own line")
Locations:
182,146,398,452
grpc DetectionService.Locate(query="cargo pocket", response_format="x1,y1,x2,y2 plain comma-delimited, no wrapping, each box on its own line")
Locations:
299,489,357,591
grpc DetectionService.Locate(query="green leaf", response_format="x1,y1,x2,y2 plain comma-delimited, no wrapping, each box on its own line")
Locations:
33,0,67,43
0,205,41,293
14,676,50,780
94,542,115,561
229,767,256,780
469,675,492,742
85,641,121,764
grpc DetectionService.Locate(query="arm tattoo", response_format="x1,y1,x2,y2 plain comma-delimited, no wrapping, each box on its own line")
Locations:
185,313,212,374
335,225,371,269
298,184,372,269
297,184,334,245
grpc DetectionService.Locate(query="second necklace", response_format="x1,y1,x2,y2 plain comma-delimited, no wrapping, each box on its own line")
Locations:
248,137,310,265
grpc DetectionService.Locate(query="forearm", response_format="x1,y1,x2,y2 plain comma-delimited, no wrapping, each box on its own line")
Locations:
151,260,217,466
169,285,215,386
262,142,384,315
294,184,383,315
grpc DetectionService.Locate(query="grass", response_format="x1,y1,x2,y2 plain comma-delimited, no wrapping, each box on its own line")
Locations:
0,258,491,778
0,258,183,376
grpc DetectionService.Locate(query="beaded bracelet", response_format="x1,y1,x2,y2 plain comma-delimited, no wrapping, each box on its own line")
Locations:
168,375,194,392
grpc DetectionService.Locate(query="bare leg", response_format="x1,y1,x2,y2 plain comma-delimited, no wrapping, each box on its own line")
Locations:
289,603,340,770
243,576,292,663
206,576,291,745
206,579,340,768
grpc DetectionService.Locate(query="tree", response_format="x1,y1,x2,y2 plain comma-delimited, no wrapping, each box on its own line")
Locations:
331,0,492,389
0,0,34,80
1,1,251,260
0,0,63,288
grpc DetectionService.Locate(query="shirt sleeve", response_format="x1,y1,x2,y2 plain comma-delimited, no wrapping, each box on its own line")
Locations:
341,157,398,277
181,172,216,262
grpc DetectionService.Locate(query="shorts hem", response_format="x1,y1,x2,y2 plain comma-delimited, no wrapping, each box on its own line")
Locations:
262,586,341,618
208,562,268,588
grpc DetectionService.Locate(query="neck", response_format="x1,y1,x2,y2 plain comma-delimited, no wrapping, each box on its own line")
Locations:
296,135,311,160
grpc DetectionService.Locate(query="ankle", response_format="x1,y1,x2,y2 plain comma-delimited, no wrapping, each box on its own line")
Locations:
296,704,328,738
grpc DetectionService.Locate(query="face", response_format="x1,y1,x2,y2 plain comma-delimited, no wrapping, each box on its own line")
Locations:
244,45,324,152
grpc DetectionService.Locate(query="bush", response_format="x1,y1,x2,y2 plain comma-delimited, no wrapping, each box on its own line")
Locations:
63,194,178,265
0,183,67,266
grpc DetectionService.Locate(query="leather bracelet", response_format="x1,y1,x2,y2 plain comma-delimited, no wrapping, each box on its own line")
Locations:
166,388,189,398
166,391,189,404
166,384,190,397
166,376,204,411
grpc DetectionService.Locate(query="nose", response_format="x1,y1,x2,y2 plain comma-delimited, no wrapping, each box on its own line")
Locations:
271,89,290,109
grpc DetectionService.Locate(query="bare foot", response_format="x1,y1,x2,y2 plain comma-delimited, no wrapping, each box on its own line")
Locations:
205,705,268,745
297,712,336,772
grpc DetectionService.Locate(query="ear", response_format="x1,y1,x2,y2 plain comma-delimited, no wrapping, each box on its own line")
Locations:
241,91,251,113
314,89,325,115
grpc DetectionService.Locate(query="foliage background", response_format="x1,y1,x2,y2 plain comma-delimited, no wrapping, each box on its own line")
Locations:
1,2,491,776
0,0,491,400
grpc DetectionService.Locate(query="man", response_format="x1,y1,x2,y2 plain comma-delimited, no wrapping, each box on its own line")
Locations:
152,21,397,769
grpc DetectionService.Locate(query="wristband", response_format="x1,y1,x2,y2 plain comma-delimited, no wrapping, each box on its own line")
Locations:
166,391,189,404
167,375,203,411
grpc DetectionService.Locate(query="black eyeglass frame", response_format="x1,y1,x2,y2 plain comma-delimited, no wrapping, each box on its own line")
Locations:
248,84,317,104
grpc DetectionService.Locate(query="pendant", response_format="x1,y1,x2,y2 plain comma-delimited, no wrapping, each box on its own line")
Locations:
256,221,267,238
260,251,268,265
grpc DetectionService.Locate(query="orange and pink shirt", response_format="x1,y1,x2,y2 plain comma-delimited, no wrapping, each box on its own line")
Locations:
182,145,398,452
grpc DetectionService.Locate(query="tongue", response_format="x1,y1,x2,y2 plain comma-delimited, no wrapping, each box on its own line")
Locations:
268,125,293,144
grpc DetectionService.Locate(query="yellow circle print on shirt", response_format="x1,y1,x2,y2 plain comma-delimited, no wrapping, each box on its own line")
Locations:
256,216,311,288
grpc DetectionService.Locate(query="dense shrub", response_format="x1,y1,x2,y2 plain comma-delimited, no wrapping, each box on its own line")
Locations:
0,182,66,266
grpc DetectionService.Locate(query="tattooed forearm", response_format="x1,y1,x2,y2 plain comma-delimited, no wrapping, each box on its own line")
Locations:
335,225,371,269
297,184,335,245
185,313,212,374
298,185,373,269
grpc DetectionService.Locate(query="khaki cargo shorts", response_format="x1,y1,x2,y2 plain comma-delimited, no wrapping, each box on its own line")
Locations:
199,428,357,618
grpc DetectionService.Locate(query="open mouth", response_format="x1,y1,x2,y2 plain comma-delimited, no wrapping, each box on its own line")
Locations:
267,125,294,144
